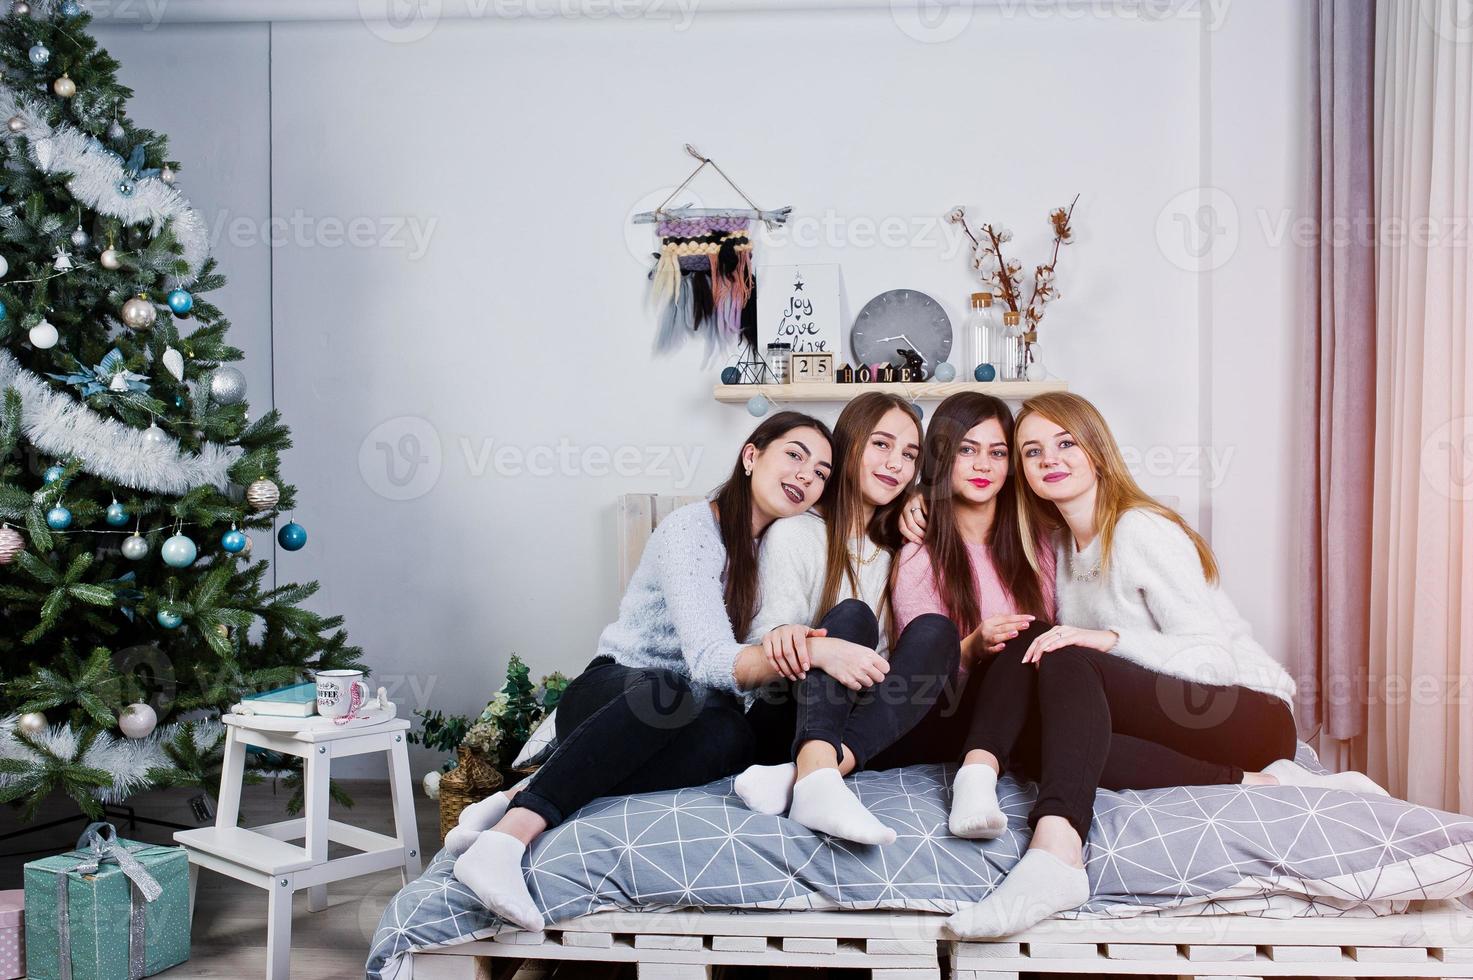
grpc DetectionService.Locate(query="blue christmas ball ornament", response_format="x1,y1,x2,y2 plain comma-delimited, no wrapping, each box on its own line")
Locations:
221,528,247,553
174,395,185,407
912,402,925,421
277,521,307,551
166,289,193,315
0,302,8,322
155,608,183,629
933,362,957,383
43,465,64,484
45,505,71,530
974,363,997,382
105,500,129,526
161,533,197,567
61,0,83,15
746,395,769,418
720,366,740,385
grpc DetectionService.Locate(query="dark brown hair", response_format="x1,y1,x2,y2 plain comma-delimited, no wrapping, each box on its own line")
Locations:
816,392,923,620
713,410,833,638
917,392,1049,634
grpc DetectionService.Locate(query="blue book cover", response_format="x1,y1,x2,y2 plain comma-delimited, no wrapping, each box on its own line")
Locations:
242,681,319,717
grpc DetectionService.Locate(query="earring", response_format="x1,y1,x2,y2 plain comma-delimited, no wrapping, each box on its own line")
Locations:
744,467,752,477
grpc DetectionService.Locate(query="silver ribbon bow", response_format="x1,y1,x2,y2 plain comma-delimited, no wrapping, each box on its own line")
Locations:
56,822,163,980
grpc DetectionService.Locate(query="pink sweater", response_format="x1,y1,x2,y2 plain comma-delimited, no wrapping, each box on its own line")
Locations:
891,540,1057,678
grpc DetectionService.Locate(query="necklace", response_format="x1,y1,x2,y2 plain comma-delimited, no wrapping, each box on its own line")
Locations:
851,540,883,566
1068,542,1103,582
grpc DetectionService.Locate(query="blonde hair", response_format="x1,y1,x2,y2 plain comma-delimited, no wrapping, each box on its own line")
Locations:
1013,392,1219,585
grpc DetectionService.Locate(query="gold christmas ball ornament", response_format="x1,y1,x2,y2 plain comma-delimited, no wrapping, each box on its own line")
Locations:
214,624,229,639
52,73,75,98
121,294,156,329
16,711,46,735
245,477,280,511
99,246,121,269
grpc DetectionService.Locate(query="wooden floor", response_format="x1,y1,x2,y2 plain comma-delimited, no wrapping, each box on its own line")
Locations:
0,782,878,980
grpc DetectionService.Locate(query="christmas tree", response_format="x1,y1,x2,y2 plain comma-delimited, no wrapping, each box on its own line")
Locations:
0,0,362,820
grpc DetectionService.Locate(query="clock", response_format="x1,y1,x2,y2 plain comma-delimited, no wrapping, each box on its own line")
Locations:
850,289,952,378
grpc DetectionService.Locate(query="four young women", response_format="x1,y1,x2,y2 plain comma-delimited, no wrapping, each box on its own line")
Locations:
449,391,1385,939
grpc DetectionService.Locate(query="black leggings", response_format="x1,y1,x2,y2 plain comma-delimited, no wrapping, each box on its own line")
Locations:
965,621,1298,840
745,598,961,770
508,657,754,828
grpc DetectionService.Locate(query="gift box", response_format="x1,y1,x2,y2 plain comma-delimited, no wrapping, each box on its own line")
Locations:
23,823,190,980
0,890,22,980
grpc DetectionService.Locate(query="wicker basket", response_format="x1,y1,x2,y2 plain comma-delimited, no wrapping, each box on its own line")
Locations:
438,746,504,843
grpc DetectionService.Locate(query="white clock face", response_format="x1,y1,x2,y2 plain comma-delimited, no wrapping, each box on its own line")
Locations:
850,289,953,371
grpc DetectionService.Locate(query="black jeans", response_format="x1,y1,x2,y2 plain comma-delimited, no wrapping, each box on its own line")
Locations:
508,657,754,828
966,621,1298,840
745,598,961,771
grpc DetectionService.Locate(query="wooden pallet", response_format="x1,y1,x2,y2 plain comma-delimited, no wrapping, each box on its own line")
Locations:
408,902,1473,979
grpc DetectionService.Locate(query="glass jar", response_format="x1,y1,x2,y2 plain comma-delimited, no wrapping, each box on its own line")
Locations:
999,311,1025,381
963,292,1000,375
765,342,791,383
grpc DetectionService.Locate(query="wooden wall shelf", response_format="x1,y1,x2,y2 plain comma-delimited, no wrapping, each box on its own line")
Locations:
712,380,1067,404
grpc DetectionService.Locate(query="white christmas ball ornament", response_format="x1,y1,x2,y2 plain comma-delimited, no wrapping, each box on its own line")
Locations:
118,703,158,739
0,524,23,563
141,422,170,448
16,711,46,735
27,319,57,349
0,254,8,278
422,770,442,800
245,477,280,511
120,532,149,560
121,295,156,329
99,247,121,270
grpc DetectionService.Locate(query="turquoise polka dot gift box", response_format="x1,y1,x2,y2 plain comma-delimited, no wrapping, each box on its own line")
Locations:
23,823,190,980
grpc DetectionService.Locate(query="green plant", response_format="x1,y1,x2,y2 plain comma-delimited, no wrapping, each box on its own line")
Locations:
408,707,472,771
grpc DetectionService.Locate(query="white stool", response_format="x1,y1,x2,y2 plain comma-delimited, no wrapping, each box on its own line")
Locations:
174,713,422,980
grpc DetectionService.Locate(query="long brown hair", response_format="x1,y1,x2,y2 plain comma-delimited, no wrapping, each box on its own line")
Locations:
1014,392,1219,583
713,411,833,638
915,392,1049,634
816,392,922,620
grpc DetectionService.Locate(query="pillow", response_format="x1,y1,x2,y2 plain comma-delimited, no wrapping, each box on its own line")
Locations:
511,710,557,769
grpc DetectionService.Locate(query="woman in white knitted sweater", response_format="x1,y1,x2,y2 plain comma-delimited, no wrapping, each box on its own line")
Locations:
946,392,1386,941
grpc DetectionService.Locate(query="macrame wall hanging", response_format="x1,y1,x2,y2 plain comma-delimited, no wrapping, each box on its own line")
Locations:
633,145,790,362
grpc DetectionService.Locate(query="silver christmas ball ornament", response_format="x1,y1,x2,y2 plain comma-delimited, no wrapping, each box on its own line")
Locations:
10,1,30,15
106,119,124,140
52,74,75,98
121,295,156,329
160,165,175,185
0,255,8,279
141,422,169,448
27,43,48,66
118,703,157,739
7,115,24,133
99,246,121,269
209,366,246,405
120,532,148,560
245,477,280,511
70,225,89,248
0,524,23,564
16,711,46,735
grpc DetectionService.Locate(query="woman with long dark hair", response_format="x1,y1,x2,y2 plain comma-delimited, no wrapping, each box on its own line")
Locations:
449,411,834,931
731,393,961,844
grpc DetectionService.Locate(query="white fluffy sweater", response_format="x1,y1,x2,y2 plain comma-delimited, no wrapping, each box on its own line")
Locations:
1054,509,1296,704
746,511,893,655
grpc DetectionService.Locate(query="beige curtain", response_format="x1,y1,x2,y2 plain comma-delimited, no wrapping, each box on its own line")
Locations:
1367,0,1473,813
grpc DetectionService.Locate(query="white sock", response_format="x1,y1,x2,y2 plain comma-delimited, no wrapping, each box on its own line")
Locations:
452,831,544,932
1263,759,1390,797
948,764,1007,840
786,768,896,845
444,790,512,857
945,849,1089,939
734,762,797,815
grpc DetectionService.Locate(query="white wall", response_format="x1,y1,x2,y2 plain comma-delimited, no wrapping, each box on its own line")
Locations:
93,0,1306,772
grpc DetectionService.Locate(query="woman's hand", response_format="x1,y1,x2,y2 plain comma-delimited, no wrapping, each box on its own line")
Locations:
1022,625,1119,665
763,624,827,680
809,637,890,691
971,614,1037,655
898,493,928,545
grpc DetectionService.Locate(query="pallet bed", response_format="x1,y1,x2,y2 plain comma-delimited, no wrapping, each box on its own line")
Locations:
410,902,1473,979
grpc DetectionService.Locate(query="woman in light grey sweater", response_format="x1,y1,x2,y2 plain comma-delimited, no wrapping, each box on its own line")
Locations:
449,411,888,932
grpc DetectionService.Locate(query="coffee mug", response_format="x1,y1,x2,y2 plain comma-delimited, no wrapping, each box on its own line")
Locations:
315,669,369,720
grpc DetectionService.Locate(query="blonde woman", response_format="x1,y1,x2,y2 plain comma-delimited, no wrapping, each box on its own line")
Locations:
945,392,1385,940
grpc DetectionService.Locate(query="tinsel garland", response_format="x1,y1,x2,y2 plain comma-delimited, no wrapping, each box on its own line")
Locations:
0,349,242,493
0,713,224,805
0,82,208,290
